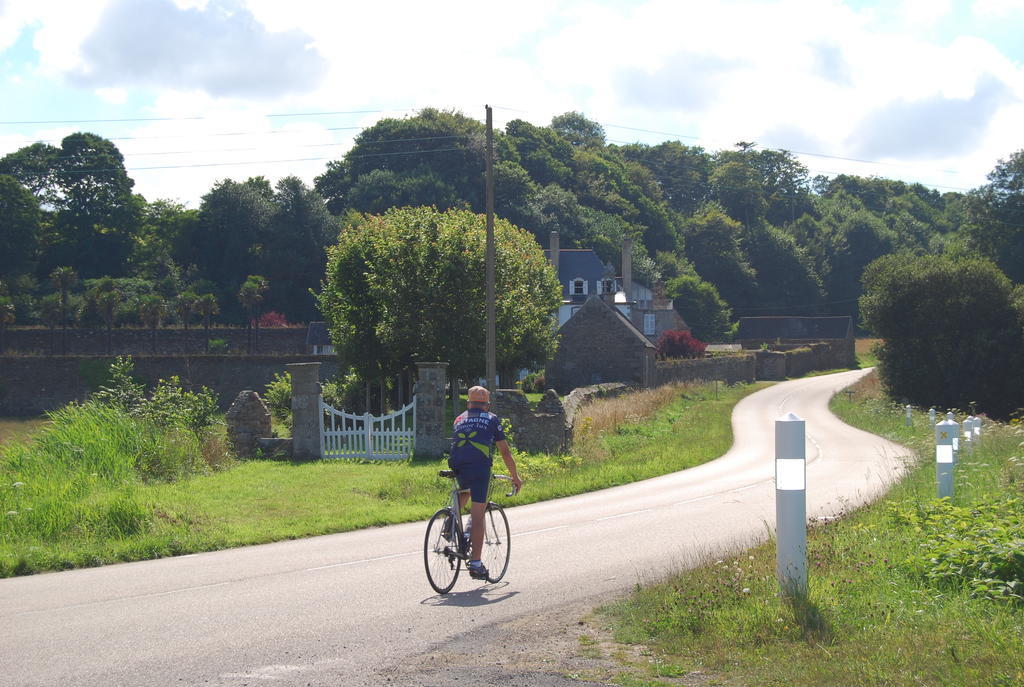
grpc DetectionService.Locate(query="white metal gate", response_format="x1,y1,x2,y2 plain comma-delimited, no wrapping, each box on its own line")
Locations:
319,398,416,460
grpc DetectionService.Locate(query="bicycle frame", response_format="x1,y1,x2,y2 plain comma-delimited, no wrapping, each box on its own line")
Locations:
440,472,514,560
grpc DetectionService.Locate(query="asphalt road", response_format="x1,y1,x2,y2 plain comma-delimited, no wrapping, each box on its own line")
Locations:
0,369,912,686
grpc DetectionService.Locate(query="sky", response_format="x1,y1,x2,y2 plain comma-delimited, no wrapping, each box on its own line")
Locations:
1,0,1023,207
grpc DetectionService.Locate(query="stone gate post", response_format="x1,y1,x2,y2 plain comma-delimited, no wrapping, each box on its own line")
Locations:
414,362,448,458
288,362,322,460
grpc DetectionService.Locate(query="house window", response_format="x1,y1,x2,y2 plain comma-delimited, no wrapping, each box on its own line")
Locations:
571,278,587,296
643,314,656,336
599,278,614,294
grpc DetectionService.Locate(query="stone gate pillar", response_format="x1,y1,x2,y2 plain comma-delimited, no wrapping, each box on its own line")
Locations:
414,362,448,458
288,362,322,460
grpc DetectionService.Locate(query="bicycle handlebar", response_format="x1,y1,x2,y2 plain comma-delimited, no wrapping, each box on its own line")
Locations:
492,474,519,498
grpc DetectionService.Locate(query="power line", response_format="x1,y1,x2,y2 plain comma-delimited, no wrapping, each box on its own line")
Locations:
0,108,414,126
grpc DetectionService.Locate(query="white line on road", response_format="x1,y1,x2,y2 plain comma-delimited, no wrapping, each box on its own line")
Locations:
596,509,653,521
517,525,569,537
305,550,418,572
673,494,716,506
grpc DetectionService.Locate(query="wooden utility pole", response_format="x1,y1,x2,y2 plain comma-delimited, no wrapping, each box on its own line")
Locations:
485,105,496,390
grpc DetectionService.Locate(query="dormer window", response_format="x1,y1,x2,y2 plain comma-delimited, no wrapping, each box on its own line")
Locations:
599,278,615,294
571,277,587,296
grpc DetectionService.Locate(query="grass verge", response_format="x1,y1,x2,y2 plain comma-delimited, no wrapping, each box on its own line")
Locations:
595,371,1024,687
1,380,765,576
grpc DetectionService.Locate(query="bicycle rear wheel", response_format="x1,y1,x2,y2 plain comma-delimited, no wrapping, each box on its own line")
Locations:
480,502,511,583
424,508,460,594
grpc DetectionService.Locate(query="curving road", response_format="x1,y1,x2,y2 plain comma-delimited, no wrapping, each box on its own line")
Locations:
0,369,912,686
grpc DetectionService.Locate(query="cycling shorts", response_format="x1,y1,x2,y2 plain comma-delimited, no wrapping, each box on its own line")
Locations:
450,462,492,504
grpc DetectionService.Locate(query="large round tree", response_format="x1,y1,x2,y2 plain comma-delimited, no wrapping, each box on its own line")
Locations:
317,206,561,384
860,253,1024,419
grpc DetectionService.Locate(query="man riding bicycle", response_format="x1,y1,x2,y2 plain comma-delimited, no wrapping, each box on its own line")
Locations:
449,385,523,580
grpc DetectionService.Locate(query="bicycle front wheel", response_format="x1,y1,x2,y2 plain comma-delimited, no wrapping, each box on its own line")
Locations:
481,502,511,583
424,508,460,594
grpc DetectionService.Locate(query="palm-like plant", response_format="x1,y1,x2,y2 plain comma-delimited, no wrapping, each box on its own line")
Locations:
0,298,15,354
238,275,268,353
196,293,219,353
50,266,78,354
87,277,121,354
137,294,166,354
39,294,61,355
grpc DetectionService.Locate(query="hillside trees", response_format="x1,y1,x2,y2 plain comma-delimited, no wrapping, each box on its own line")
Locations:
966,150,1024,283
0,174,41,279
317,207,560,383
860,254,1024,419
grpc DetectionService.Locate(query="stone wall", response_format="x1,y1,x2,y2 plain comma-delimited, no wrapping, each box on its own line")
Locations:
2,327,308,355
492,383,628,455
492,389,569,454
654,354,756,386
755,350,788,380
0,354,340,416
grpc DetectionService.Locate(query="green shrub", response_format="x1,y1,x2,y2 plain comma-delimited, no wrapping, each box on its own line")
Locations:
264,372,292,427
890,497,1024,602
207,338,229,353
92,357,218,435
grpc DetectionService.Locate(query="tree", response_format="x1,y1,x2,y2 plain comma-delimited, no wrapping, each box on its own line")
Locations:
314,108,487,215
136,294,166,354
618,141,712,216
175,291,199,331
50,266,78,354
860,254,1024,419
189,178,273,318
550,111,606,149
0,297,14,353
0,174,41,279
38,294,61,355
681,207,758,313
40,134,139,278
259,177,337,322
665,273,733,342
238,275,268,353
966,150,1024,283
197,293,220,353
317,207,561,383
86,277,122,354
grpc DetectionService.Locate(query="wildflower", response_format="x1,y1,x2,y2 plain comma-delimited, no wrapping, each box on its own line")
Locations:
6,510,16,516
742,588,751,594
12,482,24,488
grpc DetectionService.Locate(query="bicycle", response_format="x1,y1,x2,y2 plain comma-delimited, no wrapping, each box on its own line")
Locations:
423,470,517,594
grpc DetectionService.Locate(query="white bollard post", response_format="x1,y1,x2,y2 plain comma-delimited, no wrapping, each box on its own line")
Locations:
963,415,975,450
974,415,982,442
775,412,807,598
935,417,957,498
905,404,913,426
947,412,960,464
929,407,936,425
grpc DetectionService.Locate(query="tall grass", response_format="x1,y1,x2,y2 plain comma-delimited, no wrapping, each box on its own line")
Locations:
0,402,227,575
598,372,1024,687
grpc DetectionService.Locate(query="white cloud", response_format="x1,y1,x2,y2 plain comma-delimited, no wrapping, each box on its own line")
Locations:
973,0,1024,16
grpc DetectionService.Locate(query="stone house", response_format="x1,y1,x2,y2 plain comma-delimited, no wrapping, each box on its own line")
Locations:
543,231,688,343
544,295,656,393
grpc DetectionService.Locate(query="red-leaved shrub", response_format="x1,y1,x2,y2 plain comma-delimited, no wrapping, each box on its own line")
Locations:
257,311,298,328
656,329,706,359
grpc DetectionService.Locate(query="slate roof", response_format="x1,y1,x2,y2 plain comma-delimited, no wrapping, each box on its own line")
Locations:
543,249,612,300
736,316,853,341
567,296,656,349
306,321,332,347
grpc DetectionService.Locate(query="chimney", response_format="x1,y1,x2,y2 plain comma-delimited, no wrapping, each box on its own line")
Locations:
549,231,559,272
622,237,633,303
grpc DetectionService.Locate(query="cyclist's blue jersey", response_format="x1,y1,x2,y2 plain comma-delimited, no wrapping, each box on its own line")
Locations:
449,408,505,468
